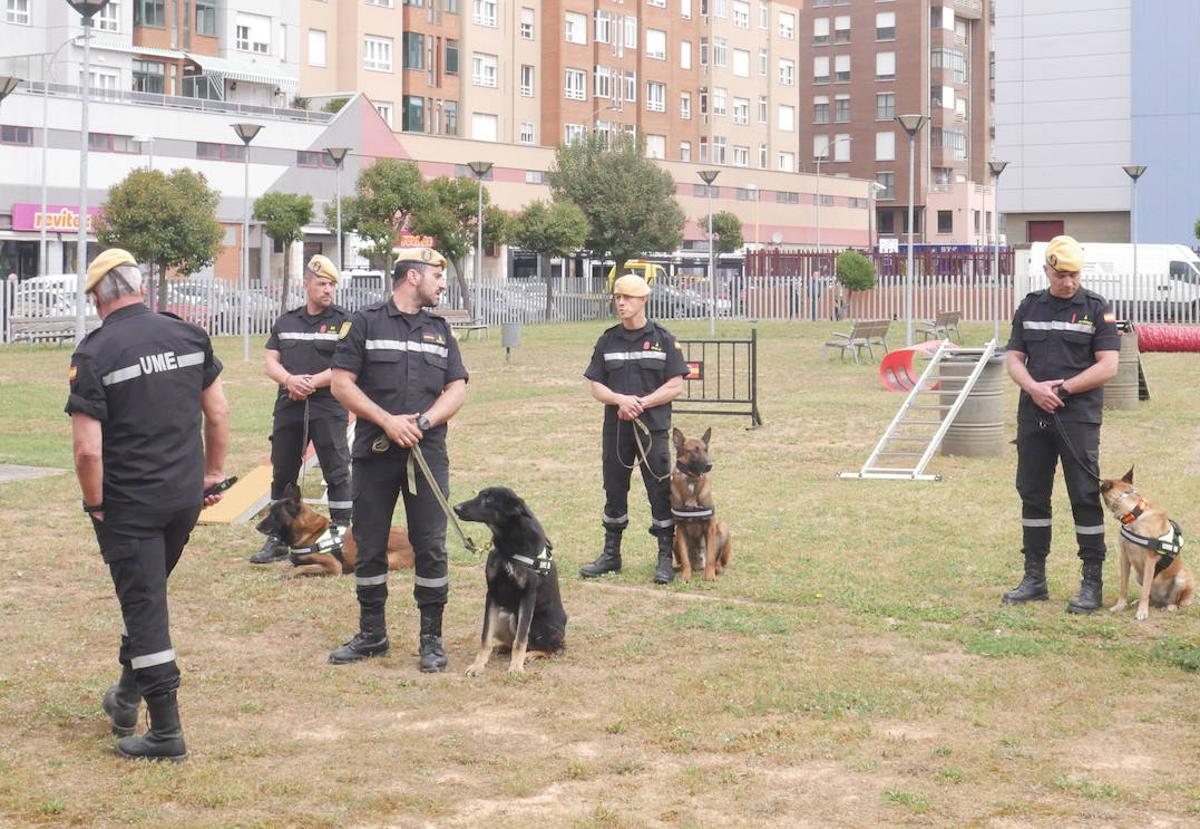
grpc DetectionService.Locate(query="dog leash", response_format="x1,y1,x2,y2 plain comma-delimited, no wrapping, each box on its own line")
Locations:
404,441,482,556
296,398,311,494
616,416,673,482
1049,410,1101,482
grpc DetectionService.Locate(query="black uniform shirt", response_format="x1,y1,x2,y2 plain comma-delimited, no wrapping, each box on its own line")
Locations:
332,298,469,457
65,303,223,511
265,303,351,421
584,319,689,431
1006,287,1119,424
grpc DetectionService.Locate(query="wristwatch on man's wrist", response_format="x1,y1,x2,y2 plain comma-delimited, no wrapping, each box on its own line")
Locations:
416,413,432,431
82,500,104,514
1057,384,1071,400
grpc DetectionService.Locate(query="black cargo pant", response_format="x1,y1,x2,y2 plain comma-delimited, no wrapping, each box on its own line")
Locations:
351,441,450,627
270,411,352,524
92,504,201,699
1015,417,1106,562
601,422,674,538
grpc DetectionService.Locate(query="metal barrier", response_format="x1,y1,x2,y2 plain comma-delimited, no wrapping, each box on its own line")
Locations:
673,329,763,428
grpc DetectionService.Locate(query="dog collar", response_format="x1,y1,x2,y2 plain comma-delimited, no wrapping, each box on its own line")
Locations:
675,461,711,478
1119,519,1184,575
671,505,714,521
1117,490,1148,525
511,546,553,575
288,524,346,557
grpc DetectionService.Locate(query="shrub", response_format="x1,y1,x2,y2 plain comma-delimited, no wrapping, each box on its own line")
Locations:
836,249,877,293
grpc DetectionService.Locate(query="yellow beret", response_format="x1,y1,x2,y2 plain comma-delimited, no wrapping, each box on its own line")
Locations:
394,247,447,269
1045,235,1084,273
613,274,651,298
306,254,339,284
85,248,137,293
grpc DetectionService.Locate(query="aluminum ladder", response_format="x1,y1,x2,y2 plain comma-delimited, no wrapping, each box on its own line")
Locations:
838,339,998,482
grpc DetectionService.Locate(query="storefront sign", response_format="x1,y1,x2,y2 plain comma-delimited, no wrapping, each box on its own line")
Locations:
11,203,101,233
393,234,435,249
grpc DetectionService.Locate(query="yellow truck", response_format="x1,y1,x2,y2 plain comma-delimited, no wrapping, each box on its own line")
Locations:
605,260,668,293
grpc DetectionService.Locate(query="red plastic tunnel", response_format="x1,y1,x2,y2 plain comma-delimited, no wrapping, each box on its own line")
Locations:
879,340,954,391
1135,324,1200,352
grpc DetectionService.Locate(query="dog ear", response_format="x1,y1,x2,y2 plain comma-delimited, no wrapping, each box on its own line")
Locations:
672,427,685,453
701,427,712,447
1099,479,1113,494
1122,466,1134,484
283,482,302,504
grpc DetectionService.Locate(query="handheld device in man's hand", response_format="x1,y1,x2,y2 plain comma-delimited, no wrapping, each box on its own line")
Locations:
203,476,238,498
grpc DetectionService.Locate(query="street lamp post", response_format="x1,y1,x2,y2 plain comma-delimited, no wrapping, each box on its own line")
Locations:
33,37,81,277
66,0,112,342
232,123,263,361
988,160,1008,343
868,181,886,251
896,113,929,346
132,135,154,169
467,160,493,320
1122,165,1147,315
698,169,720,335
324,147,350,271
746,183,759,277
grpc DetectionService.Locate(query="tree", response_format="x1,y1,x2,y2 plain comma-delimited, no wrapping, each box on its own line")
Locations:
701,211,745,255
548,133,685,267
322,97,349,114
332,159,428,268
510,199,589,321
95,168,222,310
835,249,877,317
254,191,313,311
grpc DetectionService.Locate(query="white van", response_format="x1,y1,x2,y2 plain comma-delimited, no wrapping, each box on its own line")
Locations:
1024,242,1200,322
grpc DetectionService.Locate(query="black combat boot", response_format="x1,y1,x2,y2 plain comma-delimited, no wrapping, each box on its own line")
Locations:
250,533,289,564
116,690,187,763
418,604,448,673
580,529,622,578
1067,560,1104,615
328,611,389,664
653,533,675,585
101,664,139,737
1001,553,1049,605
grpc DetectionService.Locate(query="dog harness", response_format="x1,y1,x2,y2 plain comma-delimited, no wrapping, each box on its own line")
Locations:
288,524,346,558
511,545,554,576
1119,520,1184,575
671,504,714,522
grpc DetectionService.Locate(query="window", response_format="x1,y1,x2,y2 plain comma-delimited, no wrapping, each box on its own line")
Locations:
564,123,586,144
757,95,767,123
935,6,955,31
366,0,393,6
647,0,665,7
713,38,727,67
445,0,459,10
876,11,896,40
472,53,498,87
520,7,535,40
699,38,708,66
813,18,829,45
680,141,691,162
564,68,586,100
645,134,665,159
624,16,637,48
875,131,895,161
89,133,137,153
196,142,246,162
132,60,165,94
519,122,535,144
732,97,749,125
932,127,967,160
778,152,796,173
878,210,895,234
712,87,726,116
937,211,953,234
194,1,217,36
236,12,271,54
778,11,794,39
713,0,727,18
834,95,850,122
375,102,394,127
733,49,750,77
133,1,165,27
682,0,692,19
6,0,30,25
520,65,534,97
364,36,393,72
875,172,895,200
472,113,498,141
680,41,692,70
778,104,795,132
0,125,33,144
402,95,425,132
446,40,459,74
813,56,830,84
594,66,612,98
646,29,666,60
96,2,119,32
565,11,587,44
876,52,895,81
932,48,967,83
474,0,497,27
403,33,424,70
444,101,458,135
308,30,327,67
622,71,637,102
712,136,726,164
834,15,850,43
758,143,767,169
680,91,691,119
595,11,613,44
732,0,749,29
733,146,749,167
835,54,850,82
778,58,794,86
813,134,829,160
297,150,337,169
758,48,767,76
932,84,955,109
759,1,768,28
876,92,895,120
776,191,799,205
88,69,119,97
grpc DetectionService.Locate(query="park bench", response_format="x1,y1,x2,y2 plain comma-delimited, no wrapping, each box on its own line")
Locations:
432,308,489,340
823,319,891,364
8,315,100,344
917,310,963,343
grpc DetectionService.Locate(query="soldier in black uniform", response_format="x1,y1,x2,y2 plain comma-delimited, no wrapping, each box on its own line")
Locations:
580,274,688,584
1002,235,1119,613
252,254,353,563
328,247,469,671
67,248,230,761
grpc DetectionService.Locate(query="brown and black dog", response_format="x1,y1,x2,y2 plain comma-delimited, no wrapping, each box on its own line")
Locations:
255,483,414,577
670,427,732,582
1100,467,1194,620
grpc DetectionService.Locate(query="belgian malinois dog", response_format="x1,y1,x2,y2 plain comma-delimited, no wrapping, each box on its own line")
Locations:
670,427,732,582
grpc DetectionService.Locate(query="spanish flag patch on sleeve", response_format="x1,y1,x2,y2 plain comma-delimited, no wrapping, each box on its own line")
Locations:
68,365,78,382
1103,312,1116,323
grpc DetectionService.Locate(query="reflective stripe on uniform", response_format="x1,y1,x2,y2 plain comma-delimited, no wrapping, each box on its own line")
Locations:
101,364,142,386
176,352,205,367
602,351,668,362
650,517,674,528
1021,517,1053,527
1075,524,1105,535
365,339,449,358
101,350,206,385
1023,321,1095,334
130,648,176,670
602,513,628,525
414,574,449,588
278,331,340,342
356,574,388,586
326,500,353,510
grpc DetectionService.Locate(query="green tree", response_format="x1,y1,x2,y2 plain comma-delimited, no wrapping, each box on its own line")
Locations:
331,159,428,268
548,133,685,267
1194,217,1200,240
510,199,589,321
254,191,313,311
701,211,745,255
95,168,222,310
322,97,349,114
835,249,877,316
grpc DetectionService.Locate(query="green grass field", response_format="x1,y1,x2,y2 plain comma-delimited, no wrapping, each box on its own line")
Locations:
1,320,1198,828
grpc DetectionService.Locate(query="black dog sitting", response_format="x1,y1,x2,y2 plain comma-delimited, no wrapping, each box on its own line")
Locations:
453,487,567,675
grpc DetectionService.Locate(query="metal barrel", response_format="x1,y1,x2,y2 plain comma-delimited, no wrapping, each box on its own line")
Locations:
939,354,1007,457
1104,322,1139,410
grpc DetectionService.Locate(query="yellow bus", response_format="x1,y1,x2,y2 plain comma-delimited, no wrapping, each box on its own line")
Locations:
604,260,668,292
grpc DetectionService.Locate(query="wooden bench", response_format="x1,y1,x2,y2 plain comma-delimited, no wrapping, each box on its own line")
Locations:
823,319,891,364
917,310,962,343
432,308,489,340
8,315,101,344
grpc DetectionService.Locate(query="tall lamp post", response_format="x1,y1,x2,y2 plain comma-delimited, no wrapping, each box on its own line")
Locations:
36,36,81,277
746,183,759,277
813,135,852,250
66,0,112,342
896,113,929,346
1122,164,1147,302
232,122,263,361
467,160,493,320
698,169,720,335
324,147,350,271
868,180,886,251
988,160,1008,342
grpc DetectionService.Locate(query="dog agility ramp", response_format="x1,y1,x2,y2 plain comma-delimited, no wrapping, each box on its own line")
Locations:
839,339,997,482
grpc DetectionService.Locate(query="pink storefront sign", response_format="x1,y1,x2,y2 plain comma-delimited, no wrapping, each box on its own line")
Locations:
11,203,102,233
